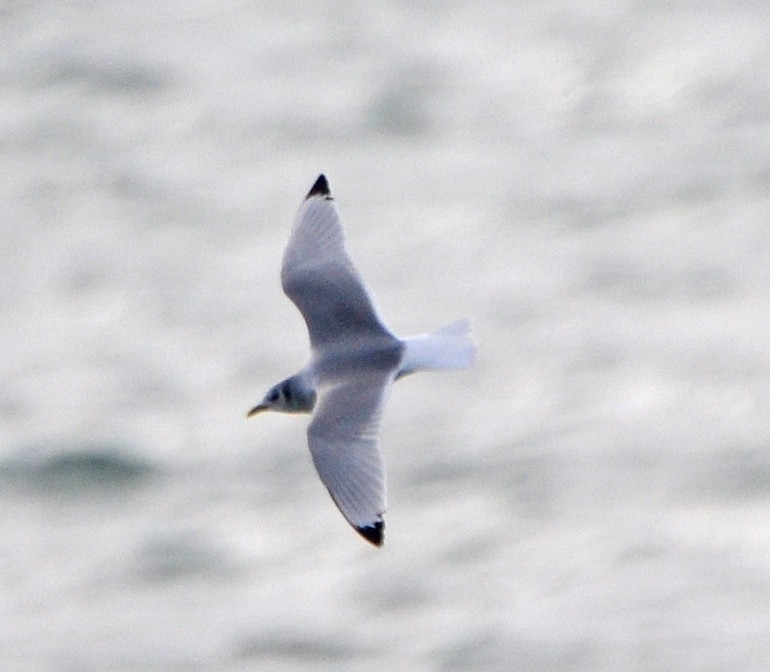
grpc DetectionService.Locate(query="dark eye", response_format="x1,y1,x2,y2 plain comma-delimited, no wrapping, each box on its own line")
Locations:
284,387,292,403
268,389,279,402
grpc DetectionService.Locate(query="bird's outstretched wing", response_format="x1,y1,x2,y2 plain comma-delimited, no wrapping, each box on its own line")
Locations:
281,175,394,351
307,372,393,546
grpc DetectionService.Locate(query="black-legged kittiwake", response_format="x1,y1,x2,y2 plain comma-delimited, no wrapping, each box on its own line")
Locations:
247,175,476,546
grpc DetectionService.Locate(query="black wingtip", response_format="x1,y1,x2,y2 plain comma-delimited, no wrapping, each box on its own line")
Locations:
306,174,331,199
356,520,384,547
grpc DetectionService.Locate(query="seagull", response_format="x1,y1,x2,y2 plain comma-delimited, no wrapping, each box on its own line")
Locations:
247,175,476,546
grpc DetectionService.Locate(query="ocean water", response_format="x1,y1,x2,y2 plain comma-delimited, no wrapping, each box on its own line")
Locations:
2,1,770,670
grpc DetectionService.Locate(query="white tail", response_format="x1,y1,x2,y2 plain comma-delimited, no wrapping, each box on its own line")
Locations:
398,318,477,378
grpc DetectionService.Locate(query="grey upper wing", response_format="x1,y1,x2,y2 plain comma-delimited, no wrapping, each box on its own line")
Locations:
307,371,392,546
281,176,393,351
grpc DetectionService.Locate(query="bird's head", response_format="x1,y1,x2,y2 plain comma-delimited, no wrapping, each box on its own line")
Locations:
247,376,317,417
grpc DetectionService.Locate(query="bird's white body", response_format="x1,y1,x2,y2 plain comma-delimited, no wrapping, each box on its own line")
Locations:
248,175,476,546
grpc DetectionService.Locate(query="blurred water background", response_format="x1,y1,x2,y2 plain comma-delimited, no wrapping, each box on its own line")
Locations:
2,1,770,670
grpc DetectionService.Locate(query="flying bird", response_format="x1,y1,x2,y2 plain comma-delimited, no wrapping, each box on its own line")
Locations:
247,175,476,546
